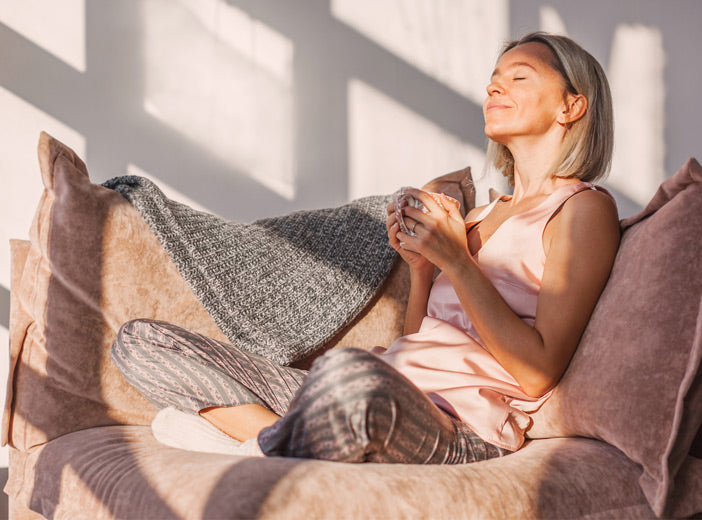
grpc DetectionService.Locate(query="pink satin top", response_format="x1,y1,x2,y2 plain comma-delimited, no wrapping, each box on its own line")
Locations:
376,182,610,451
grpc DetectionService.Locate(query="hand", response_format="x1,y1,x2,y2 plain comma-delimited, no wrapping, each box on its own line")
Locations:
386,199,434,276
393,188,471,272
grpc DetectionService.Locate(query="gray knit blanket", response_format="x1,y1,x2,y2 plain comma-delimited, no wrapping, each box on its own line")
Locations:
103,176,398,365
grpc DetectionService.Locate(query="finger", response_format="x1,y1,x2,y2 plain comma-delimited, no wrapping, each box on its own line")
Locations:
404,188,443,215
441,193,463,222
398,215,414,232
398,235,420,254
387,222,405,251
387,208,407,233
402,206,431,229
387,220,399,238
396,223,423,242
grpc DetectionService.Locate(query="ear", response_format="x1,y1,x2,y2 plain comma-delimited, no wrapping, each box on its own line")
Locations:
558,93,587,126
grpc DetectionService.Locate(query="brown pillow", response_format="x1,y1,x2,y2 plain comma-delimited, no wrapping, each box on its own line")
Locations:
528,158,702,517
4,132,414,450
4,133,231,450
420,166,475,219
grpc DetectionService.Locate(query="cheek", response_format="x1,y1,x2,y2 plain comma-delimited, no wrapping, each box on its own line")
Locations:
534,90,566,117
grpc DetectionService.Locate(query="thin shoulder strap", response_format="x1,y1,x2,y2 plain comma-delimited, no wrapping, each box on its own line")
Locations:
546,185,615,224
466,196,503,229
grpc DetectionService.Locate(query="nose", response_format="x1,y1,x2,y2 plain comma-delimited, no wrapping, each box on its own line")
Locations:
486,79,503,96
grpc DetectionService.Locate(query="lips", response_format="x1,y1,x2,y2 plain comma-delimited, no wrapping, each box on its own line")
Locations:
485,102,511,113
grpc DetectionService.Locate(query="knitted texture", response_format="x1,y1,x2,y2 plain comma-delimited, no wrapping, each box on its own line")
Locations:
103,176,398,365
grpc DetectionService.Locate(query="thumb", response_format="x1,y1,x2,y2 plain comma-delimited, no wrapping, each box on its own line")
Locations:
441,193,463,222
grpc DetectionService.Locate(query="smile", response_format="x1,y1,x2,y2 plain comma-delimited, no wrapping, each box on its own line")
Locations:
485,103,511,113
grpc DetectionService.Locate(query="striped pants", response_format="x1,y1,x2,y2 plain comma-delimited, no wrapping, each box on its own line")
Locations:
111,319,509,463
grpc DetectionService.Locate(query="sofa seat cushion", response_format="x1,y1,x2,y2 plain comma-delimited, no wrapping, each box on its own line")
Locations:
6,426,657,520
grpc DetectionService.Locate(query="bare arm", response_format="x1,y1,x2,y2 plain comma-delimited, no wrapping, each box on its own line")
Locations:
385,202,434,334
398,188,619,397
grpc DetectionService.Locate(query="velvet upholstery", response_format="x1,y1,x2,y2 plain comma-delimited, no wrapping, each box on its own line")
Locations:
4,134,222,450
529,158,702,517
6,427,655,520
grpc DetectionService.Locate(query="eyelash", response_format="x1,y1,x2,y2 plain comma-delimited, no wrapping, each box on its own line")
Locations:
513,77,526,81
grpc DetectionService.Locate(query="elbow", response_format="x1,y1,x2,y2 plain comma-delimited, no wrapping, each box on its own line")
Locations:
517,333,568,398
520,373,560,399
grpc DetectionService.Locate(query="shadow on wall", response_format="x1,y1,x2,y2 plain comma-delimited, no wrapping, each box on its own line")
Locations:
0,0,497,224
1,0,700,225
0,287,8,330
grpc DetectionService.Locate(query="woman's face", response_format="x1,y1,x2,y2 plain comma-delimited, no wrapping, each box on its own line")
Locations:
483,42,570,146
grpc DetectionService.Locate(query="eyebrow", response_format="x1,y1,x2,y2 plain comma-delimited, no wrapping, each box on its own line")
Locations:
491,61,538,79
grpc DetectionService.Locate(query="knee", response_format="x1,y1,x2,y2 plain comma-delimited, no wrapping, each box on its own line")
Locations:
307,347,393,401
111,318,161,362
114,318,152,344
312,347,383,371
118,318,153,337
266,348,401,460
311,347,385,378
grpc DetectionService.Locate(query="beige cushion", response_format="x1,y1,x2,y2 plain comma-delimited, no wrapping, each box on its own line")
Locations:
5,133,226,450
529,158,702,517
6,426,655,519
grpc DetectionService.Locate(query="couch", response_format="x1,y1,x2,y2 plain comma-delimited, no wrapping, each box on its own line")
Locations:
3,132,702,519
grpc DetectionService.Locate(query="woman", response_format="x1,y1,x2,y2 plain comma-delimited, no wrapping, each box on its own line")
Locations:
112,31,619,462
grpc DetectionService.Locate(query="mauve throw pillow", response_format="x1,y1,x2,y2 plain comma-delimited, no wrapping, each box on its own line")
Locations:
528,158,702,517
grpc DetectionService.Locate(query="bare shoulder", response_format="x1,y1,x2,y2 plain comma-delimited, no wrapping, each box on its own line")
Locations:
546,188,620,254
561,188,619,230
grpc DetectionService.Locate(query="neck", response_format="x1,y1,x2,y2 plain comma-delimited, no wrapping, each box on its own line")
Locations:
505,131,572,202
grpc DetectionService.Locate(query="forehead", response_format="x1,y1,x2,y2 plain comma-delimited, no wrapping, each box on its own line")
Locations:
494,41,558,73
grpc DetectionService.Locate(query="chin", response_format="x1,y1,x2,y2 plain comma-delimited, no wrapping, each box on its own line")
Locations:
484,127,509,145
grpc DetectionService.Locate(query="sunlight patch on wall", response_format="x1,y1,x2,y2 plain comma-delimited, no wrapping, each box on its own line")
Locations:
0,0,86,72
608,24,666,206
348,79,502,205
332,0,509,106
141,0,296,200
537,10,665,210
0,85,86,289
127,164,216,216
539,5,568,36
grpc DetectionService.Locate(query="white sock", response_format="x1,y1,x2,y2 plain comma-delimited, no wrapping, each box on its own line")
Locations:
151,407,266,457
231,436,265,457
152,407,241,454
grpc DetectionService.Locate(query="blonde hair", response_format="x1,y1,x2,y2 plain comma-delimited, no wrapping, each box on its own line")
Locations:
487,32,613,185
